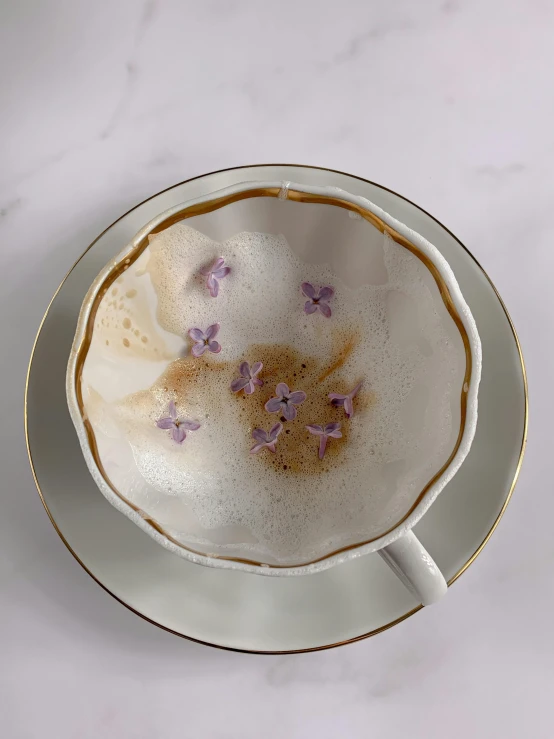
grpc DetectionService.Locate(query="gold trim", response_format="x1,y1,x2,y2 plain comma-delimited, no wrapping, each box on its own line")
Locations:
72,186,472,569
25,164,528,653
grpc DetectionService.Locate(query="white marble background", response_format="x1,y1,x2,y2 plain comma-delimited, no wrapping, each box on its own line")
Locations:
0,1,551,737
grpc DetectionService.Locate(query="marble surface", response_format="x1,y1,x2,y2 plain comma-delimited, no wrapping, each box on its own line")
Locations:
0,1,550,737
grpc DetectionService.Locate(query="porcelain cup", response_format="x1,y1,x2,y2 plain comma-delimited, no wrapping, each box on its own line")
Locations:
67,180,481,605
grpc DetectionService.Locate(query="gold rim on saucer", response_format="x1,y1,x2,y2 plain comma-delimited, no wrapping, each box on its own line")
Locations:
25,164,528,653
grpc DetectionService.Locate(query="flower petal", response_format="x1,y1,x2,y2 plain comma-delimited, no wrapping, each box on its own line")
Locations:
318,301,332,318
180,420,200,431
318,286,334,301
212,257,225,271
250,361,263,377
350,381,363,398
156,417,175,430
318,435,328,460
168,400,177,419
172,426,187,444
306,424,323,435
267,442,277,453
189,328,205,342
244,380,255,395
250,443,265,454
252,428,269,443
205,323,220,340
324,422,341,434
301,282,316,299
287,391,306,406
269,423,283,440
192,342,208,357
207,340,221,354
328,392,346,403
239,361,251,378
212,266,230,279
344,396,354,418
253,377,264,387
282,403,297,421
304,301,318,315
265,396,284,413
231,377,250,393
207,273,219,297
275,382,289,398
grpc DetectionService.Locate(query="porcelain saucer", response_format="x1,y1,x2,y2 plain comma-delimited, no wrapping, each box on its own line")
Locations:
25,164,527,653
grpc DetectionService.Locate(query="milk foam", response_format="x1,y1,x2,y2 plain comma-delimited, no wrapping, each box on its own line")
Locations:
84,221,463,564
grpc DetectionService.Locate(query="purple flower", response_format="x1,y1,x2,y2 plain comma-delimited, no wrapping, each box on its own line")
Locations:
231,361,263,395
189,323,221,357
301,282,334,317
306,422,342,460
329,381,362,418
250,423,283,454
156,400,200,444
265,383,307,421
200,257,231,298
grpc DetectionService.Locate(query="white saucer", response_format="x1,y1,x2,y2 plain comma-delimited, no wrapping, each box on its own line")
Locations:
25,164,527,653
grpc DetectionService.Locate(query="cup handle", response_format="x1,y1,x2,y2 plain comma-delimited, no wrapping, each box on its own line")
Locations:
378,531,447,605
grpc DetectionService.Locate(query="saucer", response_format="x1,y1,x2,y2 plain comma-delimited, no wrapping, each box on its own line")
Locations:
25,164,527,653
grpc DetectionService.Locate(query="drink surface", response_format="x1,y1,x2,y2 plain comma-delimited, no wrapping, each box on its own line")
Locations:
81,211,464,565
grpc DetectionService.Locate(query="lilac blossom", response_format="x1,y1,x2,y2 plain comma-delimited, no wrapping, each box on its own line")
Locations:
250,423,283,454
301,282,334,317
189,323,221,357
329,381,362,418
306,422,342,460
200,257,231,297
231,361,263,395
265,383,307,421
156,400,200,444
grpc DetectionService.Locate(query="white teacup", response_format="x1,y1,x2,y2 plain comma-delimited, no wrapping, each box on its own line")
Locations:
67,180,481,605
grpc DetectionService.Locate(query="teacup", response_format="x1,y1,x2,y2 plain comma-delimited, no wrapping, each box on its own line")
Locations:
67,180,481,605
